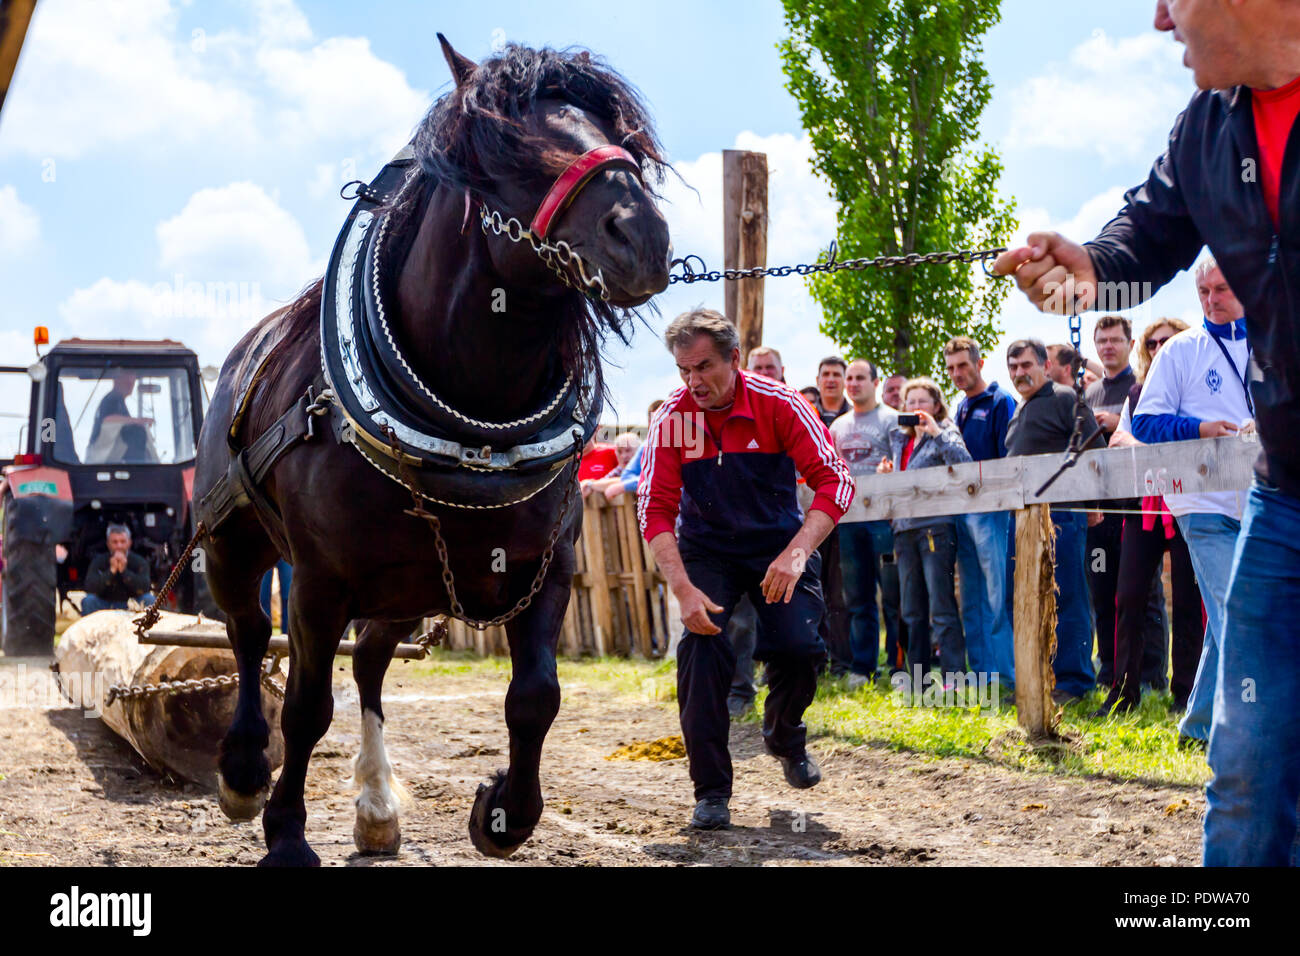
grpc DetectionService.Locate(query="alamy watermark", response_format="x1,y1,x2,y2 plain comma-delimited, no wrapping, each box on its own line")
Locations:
890,665,1001,714
0,664,104,718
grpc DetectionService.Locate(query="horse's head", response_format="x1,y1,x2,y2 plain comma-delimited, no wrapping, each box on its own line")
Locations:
419,36,671,308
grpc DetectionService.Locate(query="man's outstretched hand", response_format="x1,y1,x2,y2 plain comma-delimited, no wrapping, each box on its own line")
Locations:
993,231,1098,315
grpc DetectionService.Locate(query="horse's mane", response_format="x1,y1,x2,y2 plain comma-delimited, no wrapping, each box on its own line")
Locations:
254,43,666,426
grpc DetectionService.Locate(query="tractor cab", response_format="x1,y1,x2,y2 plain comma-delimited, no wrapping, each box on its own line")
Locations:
1,335,214,655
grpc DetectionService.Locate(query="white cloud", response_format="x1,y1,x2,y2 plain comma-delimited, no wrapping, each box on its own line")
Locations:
1006,31,1194,165
1,0,257,159
156,181,316,291
0,185,40,254
56,182,321,366
257,37,429,158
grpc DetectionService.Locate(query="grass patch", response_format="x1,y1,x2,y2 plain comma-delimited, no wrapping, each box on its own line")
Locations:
403,650,1208,788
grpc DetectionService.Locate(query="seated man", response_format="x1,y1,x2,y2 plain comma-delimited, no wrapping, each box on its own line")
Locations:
81,524,155,613
87,370,156,463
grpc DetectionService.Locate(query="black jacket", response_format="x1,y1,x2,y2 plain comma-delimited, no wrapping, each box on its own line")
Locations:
84,551,152,603
1085,86,1300,497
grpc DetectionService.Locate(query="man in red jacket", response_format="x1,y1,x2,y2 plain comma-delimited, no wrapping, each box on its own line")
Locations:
638,308,855,829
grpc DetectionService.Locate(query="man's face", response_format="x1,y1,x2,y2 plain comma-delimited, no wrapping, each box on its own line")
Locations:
1044,348,1073,386
107,531,130,556
615,443,637,468
673,335,739,410
747,351,783,381
818,363,845,402
1008,349,1048,399
1197,266,1246,324
1094,324,1133,374
1157,0,1254,90
944,350,982,393
882,375,905,408
844,362,877,405
113,372,137,396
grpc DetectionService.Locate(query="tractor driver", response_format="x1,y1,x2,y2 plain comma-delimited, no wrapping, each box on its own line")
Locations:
82,524,155,614
638,308,855,830
89,370,154,462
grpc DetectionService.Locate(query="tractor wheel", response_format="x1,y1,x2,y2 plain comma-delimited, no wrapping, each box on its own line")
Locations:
1,508,57,656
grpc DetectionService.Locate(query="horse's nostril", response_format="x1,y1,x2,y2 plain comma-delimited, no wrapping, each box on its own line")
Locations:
600,208,635,249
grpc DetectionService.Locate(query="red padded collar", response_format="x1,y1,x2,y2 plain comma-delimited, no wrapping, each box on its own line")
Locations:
529,145,640,239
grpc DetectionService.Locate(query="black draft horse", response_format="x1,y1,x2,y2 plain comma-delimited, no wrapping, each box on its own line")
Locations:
193,37,670,866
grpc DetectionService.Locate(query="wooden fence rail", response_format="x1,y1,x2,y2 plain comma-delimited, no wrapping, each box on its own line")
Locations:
436,434,1262,738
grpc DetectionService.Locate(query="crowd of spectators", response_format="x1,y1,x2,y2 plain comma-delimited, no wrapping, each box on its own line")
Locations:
585,260,1253,745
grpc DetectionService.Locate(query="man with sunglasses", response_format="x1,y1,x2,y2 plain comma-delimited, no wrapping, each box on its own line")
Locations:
1133,259,1252,747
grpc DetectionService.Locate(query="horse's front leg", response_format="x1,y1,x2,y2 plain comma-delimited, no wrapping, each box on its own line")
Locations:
259,575,348,867
468,555,571,858
350,618,418,855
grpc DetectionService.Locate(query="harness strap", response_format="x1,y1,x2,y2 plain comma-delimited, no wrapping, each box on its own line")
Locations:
529,144,640,239
198,382,328,535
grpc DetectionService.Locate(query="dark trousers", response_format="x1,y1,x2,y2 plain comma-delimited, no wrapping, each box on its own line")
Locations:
727,595,758,703
818,527,852,675
1113,516,1203,708
879,550,910,673
1089,510,1171,687
894,524,964,675
677,543,826,800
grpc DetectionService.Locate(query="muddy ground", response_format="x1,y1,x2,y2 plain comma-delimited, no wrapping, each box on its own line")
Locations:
0,655,1204,866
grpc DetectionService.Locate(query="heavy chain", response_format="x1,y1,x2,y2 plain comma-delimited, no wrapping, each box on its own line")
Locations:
132,521,208,639
479,205,611,301
104,669,285,707
381,425,584,631
1034,312,1106,497
667,243,1007,286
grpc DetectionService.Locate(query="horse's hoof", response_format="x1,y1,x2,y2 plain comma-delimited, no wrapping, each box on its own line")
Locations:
257,843,321,868
217,772,269,822
467,773,529,859
353,816,401,856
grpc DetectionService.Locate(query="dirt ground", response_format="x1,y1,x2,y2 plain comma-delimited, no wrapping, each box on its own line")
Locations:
0,655,1205,866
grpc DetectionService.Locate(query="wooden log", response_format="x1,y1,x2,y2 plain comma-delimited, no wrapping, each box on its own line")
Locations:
1013,505,1058,738
723,149,768,365
53,610,285,789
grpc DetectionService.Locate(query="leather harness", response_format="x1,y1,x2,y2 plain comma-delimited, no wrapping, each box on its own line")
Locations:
197,141,635,535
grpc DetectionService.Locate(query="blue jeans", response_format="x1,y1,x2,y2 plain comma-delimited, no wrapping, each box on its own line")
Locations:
957,511,1015,686
1051,511,1095,698
1204,481,1300,866
1174,511,1241,742
838,520,889,676
894,523,965,675
259,560,293,634
82,592,154,614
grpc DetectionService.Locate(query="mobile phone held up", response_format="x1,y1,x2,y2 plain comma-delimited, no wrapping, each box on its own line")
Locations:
898,413,921,427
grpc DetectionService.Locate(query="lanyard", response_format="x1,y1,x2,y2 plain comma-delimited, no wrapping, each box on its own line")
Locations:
1208,333,1255,417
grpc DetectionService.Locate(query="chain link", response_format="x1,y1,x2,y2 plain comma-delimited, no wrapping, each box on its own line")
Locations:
381,424,584,631
132,521,208,639
667,245,1007,286
479,205,611,301
105,666,285,706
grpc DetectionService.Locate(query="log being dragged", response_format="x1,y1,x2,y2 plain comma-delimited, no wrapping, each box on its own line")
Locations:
53,610,285,789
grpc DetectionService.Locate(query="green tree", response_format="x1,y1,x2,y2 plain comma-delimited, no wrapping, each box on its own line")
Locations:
780,0,1016,379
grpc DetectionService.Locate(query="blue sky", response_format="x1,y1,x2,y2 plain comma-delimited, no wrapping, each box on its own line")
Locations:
0,0,1206,450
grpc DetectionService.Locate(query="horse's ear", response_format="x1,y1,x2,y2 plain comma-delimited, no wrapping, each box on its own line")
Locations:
437,33,476,88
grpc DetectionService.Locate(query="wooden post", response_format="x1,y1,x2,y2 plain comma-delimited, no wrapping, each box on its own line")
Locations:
723,149,768,364
1013,504,1058,738
582,497,612,655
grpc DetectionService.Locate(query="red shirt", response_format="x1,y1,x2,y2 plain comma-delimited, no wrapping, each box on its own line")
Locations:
900,435,917,470
1252,75,1300,225
578,443,619,481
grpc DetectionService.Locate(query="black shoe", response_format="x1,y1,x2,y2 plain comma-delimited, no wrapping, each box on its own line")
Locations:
726,695,755,719
690,798,730,830
774,751,822,790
